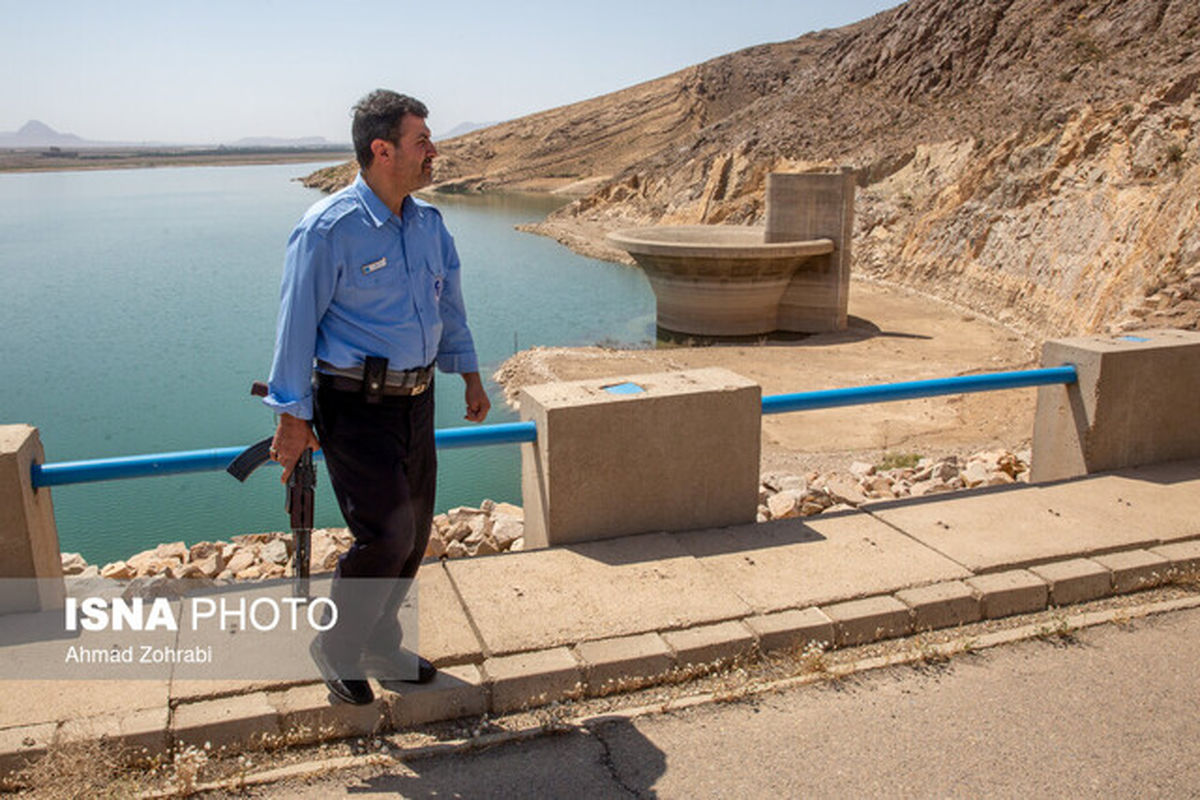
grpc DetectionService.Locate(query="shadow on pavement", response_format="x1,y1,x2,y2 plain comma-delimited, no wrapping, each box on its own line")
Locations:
1110,459,1200,486
344,718,666,798
562,522,830,567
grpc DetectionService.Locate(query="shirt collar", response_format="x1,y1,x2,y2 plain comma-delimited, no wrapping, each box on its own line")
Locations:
353,174,419,228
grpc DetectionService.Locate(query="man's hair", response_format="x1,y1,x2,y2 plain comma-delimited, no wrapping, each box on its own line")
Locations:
352,90,429,169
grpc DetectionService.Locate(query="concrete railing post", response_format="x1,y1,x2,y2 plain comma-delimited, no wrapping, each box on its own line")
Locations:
766,167,856,333
518,368,761,548
1031,329,1200,483
0,425,65,613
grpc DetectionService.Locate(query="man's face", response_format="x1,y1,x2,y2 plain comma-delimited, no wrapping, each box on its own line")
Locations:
382,113,437,194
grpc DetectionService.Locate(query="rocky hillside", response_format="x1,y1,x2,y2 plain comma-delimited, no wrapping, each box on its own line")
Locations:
306,0,1200,337
300,33,832,196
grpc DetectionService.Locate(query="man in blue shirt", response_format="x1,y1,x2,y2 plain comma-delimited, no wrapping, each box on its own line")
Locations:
265,90,490,705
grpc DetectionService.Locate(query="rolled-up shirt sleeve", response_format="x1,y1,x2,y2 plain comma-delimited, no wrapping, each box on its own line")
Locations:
264,226,337,419
434,227,479,375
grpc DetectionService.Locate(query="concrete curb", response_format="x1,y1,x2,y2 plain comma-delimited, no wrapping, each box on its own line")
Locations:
575,633,675,697
1092,550,1171,593
966,570,1050,618
389,664,489,729
896,580,983,631
823,596,913,646
482,647,583,713
661,620,757,671
1029,558,1112,606
171,692,283,752
1150,540,1200,575
743,608,835,654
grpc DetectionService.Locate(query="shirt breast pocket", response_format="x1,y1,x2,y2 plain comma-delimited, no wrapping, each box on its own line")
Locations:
423,259,445,301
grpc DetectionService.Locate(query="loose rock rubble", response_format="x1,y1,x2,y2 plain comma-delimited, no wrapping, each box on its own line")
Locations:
60,449,1029,578
426,500,526,560
59,529,357,582
59,503,529,581
757,448,1031,522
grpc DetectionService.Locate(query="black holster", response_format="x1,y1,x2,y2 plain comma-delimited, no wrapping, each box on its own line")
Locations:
361,356,389,404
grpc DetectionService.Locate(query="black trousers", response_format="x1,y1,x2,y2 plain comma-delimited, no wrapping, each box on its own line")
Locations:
312,378,436,669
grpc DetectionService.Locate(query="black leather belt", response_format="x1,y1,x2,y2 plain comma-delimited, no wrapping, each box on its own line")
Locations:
316,367,433,397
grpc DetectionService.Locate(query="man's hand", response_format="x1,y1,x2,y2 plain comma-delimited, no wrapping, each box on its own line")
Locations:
462,372,491,422
271,413,321,483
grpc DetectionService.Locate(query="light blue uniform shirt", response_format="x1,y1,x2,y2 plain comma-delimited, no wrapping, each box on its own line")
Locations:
264,174,479,420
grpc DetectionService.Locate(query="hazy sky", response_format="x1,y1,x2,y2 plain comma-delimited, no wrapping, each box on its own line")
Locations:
3,0,901,144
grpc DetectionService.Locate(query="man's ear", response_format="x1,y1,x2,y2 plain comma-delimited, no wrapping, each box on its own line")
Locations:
370,138,391,162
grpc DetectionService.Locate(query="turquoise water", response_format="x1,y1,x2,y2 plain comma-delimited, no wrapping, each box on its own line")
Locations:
0,164,655,565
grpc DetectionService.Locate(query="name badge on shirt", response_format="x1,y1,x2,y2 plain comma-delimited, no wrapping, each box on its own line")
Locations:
361,257,387,275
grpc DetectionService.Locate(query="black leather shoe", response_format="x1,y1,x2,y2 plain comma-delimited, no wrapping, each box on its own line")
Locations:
408,655,438,685
309,638,374,705
364,651,438,691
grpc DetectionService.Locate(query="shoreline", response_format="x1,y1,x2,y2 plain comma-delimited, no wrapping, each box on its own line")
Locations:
0,149,354,175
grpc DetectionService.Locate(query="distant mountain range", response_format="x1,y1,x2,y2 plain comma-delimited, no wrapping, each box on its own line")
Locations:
0,120,91,148
0,120,349,149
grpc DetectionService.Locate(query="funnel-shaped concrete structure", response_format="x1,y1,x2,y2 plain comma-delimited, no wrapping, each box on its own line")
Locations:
608,169,855,336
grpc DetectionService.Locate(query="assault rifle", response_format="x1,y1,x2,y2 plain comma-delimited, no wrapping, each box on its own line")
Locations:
226,382,314,598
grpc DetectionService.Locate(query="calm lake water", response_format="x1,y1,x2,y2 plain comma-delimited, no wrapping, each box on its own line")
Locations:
0,163,655,565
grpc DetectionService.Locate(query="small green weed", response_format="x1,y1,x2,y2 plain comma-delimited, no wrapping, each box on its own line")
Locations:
878,452,921,471
1036,613,1078,644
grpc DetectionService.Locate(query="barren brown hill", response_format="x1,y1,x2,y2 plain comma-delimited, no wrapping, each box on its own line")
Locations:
300,33,836,196
305,0,1200,338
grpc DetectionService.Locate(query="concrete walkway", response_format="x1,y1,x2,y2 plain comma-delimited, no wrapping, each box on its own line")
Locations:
2,459,1199,775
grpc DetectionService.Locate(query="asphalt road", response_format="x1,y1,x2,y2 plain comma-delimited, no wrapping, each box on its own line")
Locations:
245,607,1200,798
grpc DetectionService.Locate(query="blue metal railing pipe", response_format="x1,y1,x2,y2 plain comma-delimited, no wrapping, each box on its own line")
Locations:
436,420,538,449
31,421,539,489
760,365,1077,415
29,367,1076,489
32,446,251,488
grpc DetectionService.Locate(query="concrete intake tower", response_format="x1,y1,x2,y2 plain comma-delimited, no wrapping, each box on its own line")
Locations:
608,169,854,336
